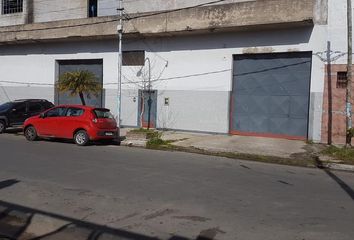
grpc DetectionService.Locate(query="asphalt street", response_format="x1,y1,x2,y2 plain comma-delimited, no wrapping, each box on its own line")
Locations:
0,132,354,240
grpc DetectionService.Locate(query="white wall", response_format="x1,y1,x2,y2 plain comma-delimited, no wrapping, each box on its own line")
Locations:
0,0,28,27
0,86,54,103
99,0,251,16
0,0,260,26
0,0,328,27
0,0,88,26
33,0,87,23
0,25,326,138
326,0,353,65
98,0,117,16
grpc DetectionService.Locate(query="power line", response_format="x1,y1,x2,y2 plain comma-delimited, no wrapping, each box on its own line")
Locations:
1,0,89,16
0,0,227,34
0,83,11,101
0,80,53,86
0,50,348,87
124,0,227,20
0,18,119,34
0,67,231,87
29,5,122,16
105,68,232,85
33,0,227,16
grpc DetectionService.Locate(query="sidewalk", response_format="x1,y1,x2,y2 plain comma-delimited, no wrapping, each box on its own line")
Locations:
161,131,308,158
120,128,321,168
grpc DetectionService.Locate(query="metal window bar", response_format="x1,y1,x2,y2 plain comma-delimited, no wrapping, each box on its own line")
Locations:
337,71,348,88
2,0,23,14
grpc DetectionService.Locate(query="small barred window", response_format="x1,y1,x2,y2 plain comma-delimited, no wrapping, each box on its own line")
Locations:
122,51,145,66
337,72,348,89
2,0,23,14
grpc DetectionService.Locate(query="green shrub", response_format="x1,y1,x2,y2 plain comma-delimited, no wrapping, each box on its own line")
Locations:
322,145,354,163
146,131,172,148
130,128,155,134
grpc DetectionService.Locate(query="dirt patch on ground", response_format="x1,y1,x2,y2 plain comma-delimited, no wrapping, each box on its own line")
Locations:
143,208,178,220
172,216,211,222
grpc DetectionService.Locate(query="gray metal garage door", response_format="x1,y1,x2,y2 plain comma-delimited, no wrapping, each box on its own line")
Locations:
230,52,312,139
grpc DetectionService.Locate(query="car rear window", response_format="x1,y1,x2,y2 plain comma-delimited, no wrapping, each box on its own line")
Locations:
93,109,114,119
28,102,43,112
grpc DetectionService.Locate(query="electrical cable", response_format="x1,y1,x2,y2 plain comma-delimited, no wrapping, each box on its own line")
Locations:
0,0,228,33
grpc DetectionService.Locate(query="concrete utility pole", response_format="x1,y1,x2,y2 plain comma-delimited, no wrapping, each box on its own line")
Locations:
346,0,353,146
117,0,123,131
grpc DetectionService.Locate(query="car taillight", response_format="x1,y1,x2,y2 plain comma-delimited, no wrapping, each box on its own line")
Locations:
92,118,98,123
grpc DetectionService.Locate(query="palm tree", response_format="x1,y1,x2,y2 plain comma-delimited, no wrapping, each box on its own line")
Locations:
58,70,102,106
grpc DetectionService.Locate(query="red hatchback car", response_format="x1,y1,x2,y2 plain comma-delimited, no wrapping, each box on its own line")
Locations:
23,105,118,146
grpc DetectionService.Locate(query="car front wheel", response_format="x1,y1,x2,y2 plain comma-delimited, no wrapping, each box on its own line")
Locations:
0,120,5,134
25,126,38,141
74,130,89,146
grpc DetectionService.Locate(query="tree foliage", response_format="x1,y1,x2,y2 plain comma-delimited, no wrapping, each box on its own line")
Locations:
58,70,102,105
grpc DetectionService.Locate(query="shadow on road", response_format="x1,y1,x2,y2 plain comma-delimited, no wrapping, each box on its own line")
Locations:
1,129,121,146
37,138,121,147
0,179,19,190
323,169,354,201
0,200,205,240
4,128,23,134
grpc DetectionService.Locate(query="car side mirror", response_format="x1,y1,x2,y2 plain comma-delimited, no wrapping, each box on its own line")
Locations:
40,113,46,118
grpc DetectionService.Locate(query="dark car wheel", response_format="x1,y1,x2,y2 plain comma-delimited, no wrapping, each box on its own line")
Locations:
0,121,5,134
25,126,38,141
74,130,89,146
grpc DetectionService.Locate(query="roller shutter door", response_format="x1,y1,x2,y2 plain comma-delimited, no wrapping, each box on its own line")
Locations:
230,52,312,139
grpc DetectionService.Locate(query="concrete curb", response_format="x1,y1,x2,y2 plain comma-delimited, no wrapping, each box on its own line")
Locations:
316,155,354,172
120,139,147,147
117,136,354,172
319,162,354,172
145,144,318,168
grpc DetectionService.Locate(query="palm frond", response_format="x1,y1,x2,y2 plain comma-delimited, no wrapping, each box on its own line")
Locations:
58,70,102,97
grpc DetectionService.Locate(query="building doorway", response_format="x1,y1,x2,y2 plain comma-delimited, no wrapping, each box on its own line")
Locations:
138,90,157,128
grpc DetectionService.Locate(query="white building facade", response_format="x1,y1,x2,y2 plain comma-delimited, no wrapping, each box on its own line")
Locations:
0,0,348,143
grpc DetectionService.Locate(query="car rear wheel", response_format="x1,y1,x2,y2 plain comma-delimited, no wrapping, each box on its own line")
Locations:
0,121,5,134
74,130,89,146
25,126,38,141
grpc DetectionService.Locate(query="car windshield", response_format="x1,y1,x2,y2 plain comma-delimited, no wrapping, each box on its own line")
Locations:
0,102,13,112
93,109,114,119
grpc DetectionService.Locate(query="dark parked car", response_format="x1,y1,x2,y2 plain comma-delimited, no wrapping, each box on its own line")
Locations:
0,99,54,133
23,105,118,146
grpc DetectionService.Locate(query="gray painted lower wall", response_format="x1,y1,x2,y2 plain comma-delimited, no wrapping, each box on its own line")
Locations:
156,90,230,133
